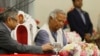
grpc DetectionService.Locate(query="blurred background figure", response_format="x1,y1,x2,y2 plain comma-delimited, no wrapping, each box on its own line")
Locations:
97,15,100,35
35,19,40,29
67,0,93,41
95,15,100,49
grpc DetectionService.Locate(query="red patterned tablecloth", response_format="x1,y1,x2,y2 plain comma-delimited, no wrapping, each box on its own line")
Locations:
0,54,53,56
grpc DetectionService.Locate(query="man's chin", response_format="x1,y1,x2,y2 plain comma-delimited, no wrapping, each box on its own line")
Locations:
55,28,60,31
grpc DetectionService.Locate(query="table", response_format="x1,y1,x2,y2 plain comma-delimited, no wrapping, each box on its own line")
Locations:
0,54,53,56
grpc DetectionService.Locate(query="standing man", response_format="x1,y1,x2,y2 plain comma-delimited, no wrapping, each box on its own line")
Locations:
0,8,53,54
67,0,93,41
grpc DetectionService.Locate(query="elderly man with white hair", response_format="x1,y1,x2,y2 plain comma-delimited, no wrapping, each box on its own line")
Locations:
35,9,67,47
11,11,37,45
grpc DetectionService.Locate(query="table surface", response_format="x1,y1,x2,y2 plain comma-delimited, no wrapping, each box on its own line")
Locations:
0,54,55,56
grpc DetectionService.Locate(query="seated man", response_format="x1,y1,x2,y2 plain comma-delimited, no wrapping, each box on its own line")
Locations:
0,8,53,54
11,11,37,45
35,9,67,47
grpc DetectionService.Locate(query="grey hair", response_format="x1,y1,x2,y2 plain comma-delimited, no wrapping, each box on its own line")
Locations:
49,9,66,19
2,8,18,22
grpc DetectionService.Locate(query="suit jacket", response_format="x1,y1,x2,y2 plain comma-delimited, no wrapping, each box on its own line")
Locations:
0,22,43,54
67,8,93,40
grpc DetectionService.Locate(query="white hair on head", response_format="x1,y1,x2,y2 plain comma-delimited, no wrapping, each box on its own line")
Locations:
49,9,66,19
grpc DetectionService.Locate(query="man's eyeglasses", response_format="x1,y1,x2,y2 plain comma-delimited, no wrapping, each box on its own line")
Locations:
11,18,17,22
55,18,65,23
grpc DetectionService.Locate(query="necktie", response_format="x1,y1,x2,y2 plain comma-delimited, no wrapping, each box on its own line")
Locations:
80,11,86,24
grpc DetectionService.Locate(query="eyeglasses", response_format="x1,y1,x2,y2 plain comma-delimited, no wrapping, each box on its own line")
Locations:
11,18,17,22
55,18,65,23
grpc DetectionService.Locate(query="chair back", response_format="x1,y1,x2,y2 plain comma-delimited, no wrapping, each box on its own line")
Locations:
16,25,28,44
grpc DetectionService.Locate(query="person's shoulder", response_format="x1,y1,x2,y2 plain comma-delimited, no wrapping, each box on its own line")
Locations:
0,23,7,33
67,8,75,14
38,30,47,33
0,22,5,29
36,30,49,38
82,10,88,14
37,30,48,36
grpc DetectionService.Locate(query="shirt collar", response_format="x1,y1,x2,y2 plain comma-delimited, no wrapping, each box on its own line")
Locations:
75,8,82,13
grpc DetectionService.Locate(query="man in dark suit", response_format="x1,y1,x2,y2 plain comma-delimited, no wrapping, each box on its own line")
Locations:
0,8,53,54
67,0,93,41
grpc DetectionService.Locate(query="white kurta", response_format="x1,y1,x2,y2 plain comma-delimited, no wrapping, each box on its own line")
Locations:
39,24,64,46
